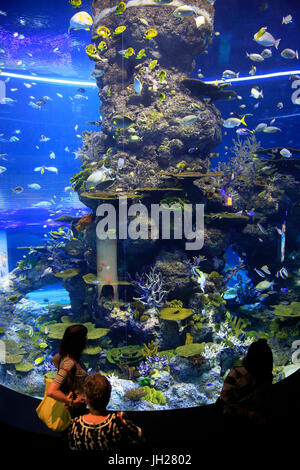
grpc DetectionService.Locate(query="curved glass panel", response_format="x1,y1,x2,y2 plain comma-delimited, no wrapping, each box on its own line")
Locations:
0,0,299,411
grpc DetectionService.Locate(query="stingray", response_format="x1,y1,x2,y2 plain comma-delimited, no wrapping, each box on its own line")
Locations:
180,79,237,101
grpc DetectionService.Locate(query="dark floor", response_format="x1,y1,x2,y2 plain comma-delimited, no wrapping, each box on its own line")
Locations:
1,369,299,462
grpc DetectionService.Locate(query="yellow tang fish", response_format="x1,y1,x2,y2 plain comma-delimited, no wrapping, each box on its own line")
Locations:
96,26,111,39
114,26,126,35
144,29,158,40
136,49,146,59
115,2,126,15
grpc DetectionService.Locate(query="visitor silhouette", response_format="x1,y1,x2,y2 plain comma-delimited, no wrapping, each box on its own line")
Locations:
217,338,273,423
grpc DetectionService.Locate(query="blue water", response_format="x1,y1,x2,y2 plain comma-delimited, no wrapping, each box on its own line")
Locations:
26,282,71,306
0,0,299,407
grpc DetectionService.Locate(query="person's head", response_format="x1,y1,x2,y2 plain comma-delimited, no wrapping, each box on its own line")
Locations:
243,338,273,383
59,324,88,361
83,374,112,412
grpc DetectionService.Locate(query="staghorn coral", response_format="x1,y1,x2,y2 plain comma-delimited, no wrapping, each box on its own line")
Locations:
130,267,169,310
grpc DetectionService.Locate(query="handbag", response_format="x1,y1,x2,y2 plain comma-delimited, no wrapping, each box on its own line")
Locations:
36,376,72,432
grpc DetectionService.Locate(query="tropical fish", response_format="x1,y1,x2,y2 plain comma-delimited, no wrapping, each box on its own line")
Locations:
0,166,7,174
281,49,298,60
250,87,263,99
136,49,146,59
222,70,239,79
276,267,288,279
254,268,265,278
255,280,274,291
159,70,167,82
98,41,107,51
261,265,271,275
257,223,266,234
223,115,247,128
246,52,264,62
195,16,206,28
118,47,135,58
254,123,268,132
111,114,135,129
12,186,24,194
0,154,8,160
261,48,272,58
173,6,196,17
144,29,158,40
49,151,55,159
96,26,111,39
181,112,202,126
114,26,126,35
282,15,292,25
280,148,292,158
128,135,143,143
277,102,283,109
115,2,126,14
192,267,206,292
159,93,165,102
262,126,281,133
236,128,253,136
40,135,50,142
149,60,158,70
28,184,41,190
41,267,53,278
117,158,125,170
69,0,82,7
253,28,280,48
85,166,114,190
153,0,173,4
134,77,143,94
68,11,93,32
34,357,45,365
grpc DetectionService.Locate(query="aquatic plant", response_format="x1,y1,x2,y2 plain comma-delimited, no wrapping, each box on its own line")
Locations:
159,307,193,321
175,343,205,358
141,340,159,357
141,386,167,406
124,388,147,401
130,267,169,310
106,345,144,366
271,301,300,318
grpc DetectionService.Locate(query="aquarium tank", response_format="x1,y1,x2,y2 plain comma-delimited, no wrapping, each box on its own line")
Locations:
0,0,299,411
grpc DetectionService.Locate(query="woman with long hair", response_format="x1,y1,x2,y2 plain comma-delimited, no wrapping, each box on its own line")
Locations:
46,324,88,417
218,338,274,423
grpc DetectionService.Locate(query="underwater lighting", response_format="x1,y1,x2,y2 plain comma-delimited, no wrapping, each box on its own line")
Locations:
1,69,300,87
206,69,300,84
0,71,98,87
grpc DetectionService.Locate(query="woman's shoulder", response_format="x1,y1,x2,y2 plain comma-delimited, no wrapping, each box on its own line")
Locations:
59,356,77,370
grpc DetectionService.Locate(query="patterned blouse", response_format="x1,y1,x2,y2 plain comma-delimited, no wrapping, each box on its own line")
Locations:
68,412,143,452
52,354,87,395
220,366,255,405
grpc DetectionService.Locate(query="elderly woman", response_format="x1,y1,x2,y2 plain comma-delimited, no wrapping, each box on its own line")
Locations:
68,373,143,452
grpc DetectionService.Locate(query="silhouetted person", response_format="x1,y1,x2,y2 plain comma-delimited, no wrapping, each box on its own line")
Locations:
47,324,88,418
217,339,273,423
68,373,144,452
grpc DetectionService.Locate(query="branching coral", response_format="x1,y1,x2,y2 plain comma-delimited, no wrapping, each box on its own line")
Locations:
218,135,261,183
130,267,169,310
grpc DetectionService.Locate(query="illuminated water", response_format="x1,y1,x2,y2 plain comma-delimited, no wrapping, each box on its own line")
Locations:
0,0,300,410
